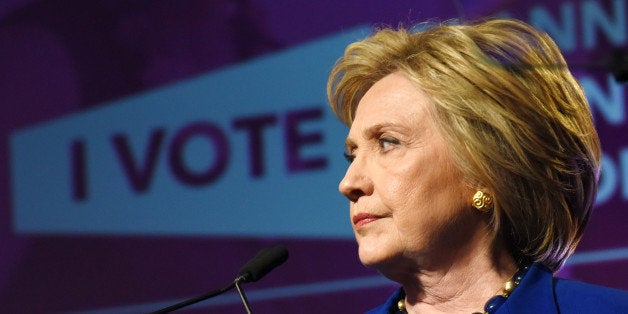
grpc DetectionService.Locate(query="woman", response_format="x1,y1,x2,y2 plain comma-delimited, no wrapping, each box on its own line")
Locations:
327,19,628,313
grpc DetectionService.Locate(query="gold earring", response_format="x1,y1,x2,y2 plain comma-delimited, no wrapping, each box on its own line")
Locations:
472,190,493,211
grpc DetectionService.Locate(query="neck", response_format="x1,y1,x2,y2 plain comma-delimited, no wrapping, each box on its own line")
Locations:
391,231,517,313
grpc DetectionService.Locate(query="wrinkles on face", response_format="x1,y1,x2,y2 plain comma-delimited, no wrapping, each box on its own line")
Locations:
339,72,475,274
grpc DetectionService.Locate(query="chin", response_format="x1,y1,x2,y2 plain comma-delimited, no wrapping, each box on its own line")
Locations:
357,240,392,268
358,251,379,267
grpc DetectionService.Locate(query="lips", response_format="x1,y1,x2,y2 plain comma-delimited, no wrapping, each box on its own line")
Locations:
352,213,381,227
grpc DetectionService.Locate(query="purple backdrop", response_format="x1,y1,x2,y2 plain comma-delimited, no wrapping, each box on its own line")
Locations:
1,0,626,313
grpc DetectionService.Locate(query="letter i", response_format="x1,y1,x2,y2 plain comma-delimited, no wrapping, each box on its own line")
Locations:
71,139,87,200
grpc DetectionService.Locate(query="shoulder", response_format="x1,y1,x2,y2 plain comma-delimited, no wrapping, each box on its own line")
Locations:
365,288,403,314
499,263,627,313
365,303,391,314
554,277,628,313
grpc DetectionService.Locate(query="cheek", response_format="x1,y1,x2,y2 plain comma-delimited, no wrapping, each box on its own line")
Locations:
386,166,470,228
378,173,416,208
381,166,443,209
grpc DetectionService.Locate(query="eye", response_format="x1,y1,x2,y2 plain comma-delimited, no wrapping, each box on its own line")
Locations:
343,152,355,163
378,137,399,152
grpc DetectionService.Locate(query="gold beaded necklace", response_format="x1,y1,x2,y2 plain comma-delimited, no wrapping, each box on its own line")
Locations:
396,265,529,314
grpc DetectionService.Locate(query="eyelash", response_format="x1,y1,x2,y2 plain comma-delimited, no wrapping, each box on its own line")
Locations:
378,137,399,151
378,137,399,152
343,137,399,163
343,152,355,163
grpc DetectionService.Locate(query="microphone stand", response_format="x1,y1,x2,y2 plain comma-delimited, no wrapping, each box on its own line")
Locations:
151,245,288,313
234,276,253,314
150,280,237,314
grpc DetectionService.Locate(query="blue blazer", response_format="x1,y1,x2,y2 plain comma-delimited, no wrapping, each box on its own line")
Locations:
366,263,628,313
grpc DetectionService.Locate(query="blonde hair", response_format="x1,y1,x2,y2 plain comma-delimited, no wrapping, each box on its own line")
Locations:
327,19,601,271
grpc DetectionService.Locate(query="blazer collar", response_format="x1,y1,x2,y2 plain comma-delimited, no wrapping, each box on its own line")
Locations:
497,263,559,314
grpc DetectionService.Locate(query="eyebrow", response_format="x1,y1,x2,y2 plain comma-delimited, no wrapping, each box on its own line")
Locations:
344,122,397,150
344,137,356,151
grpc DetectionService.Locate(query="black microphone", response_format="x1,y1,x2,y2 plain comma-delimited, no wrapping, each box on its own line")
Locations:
151,245,289,313
237,245,289,283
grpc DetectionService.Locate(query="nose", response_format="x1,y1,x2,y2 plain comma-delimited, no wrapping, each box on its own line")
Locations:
338,157,373,202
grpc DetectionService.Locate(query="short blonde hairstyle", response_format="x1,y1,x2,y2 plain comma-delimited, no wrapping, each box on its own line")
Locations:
327,19,601,271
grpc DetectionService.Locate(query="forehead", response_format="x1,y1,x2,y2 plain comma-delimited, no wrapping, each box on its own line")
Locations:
350,72,434,130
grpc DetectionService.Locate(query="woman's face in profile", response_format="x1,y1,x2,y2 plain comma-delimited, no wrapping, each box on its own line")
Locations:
340,72,481,271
